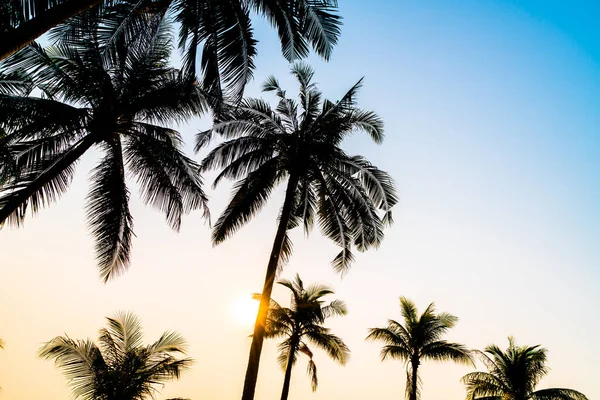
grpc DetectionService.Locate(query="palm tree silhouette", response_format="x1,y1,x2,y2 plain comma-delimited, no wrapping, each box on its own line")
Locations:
367,297,473,400
462,337,588,400
1,0,342,105
200,62,397,400
39,312,191,400
260,274,349,400
0,13,209,280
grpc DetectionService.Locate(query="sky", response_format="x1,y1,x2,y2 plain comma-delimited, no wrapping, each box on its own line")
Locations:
1,0,599,399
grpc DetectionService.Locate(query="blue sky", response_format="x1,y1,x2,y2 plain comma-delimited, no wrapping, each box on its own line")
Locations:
0,1,598,399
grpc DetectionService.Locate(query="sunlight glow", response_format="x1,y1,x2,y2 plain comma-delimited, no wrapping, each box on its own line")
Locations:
231,294,260,326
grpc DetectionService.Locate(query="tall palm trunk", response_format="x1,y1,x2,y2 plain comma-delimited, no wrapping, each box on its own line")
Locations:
241,173,300,400
0,0,103,61
409,358,419,400
280,339,298,400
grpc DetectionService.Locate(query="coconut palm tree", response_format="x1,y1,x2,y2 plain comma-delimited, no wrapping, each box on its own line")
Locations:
200,62,397,400
1,0,342,104
0,14,210,280
366,297,473,400
39,312,191,400
260,274,349,400
462,337,588,400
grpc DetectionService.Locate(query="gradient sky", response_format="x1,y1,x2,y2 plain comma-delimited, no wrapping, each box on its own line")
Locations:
1,1,599,399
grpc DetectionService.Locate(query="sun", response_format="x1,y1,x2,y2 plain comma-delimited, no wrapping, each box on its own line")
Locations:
231,294,260,326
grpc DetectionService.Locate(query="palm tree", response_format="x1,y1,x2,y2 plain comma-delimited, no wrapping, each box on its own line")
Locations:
200,62,397,400
0,14,209,281
1,0,342,104
260,274,349,400
366,297,473,400
39,312,191,400
462,337,588,400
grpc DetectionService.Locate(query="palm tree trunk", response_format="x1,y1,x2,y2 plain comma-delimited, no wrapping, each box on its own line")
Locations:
0,0,104,61
241,173,300,400
0,136,97,223
410,359,419,400
280,341,297,400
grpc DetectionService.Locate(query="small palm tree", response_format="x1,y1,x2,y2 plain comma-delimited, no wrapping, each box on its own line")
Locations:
260,274,349,400
462,337,588,400
39,312,192,400
0,14,209,280
366,297,473,400
201,62,397,400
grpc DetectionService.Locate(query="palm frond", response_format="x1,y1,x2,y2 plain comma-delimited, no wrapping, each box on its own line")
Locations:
211,157,284,244
366,327,411,362
532,389,588,400
85,138,133,282
148,331,188,354
462,372,506,400
0,70,33,95
421,341,474,366
320,299,347,318
305,330,349,365
125,127,209,229
251,0,341,61
0,135,93,226
314,169,354,273
38,336,102,400
399,297,418,325
306,357,318,392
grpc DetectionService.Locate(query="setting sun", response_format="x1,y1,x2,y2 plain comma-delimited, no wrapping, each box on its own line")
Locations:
231,294,260,326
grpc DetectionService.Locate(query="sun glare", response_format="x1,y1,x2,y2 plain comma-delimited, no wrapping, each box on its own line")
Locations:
231,294,260,326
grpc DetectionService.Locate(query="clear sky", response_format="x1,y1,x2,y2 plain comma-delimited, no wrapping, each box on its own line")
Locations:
1,1,599,399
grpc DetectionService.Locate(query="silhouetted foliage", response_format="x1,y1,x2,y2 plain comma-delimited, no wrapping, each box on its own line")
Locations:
0,0,106,60
1,0,342,106
200,62,397,400
0,14,209,280
462,337,588,400
367,297,473,400
39,312,191,400
259,274,349,400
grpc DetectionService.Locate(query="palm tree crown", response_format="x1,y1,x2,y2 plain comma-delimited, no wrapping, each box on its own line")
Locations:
261,274,349,400
367,297,473,400
39,312,192,400
201,62,397,272
0,13,209,280
462,337,588,400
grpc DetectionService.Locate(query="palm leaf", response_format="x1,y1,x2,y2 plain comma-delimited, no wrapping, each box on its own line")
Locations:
85,138,133,282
